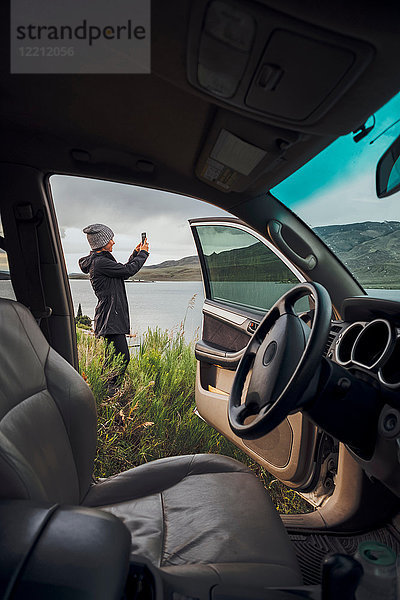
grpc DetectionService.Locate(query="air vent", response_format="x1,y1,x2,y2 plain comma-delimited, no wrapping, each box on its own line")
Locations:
323,324,343,356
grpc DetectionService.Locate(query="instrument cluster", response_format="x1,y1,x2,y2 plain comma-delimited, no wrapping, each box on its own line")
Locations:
333,318,400,389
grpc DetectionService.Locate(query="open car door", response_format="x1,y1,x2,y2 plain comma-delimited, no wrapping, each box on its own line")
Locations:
190,217,338,506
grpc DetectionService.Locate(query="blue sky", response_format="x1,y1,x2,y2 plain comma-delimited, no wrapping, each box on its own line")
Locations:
272,91,400,227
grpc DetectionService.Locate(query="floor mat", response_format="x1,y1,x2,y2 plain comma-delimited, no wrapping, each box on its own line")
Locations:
288,526,400,585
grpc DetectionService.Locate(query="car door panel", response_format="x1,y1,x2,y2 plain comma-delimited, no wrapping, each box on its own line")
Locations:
190,218,324,492
195,364,318,482
203,312,250,354
196,300,262,368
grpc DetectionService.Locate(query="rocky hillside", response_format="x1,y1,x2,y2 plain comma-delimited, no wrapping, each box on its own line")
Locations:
314,221,400,287
67,221,400,287
69,255,202,281
135,255,201,281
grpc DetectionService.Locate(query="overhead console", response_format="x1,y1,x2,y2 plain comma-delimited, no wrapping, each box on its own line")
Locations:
187,0,374,129
194,108,302,192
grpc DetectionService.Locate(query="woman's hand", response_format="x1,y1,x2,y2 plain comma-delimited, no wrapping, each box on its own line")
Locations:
136,238,149,252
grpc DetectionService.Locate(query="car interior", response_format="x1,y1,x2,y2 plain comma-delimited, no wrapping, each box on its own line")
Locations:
1,1,400,598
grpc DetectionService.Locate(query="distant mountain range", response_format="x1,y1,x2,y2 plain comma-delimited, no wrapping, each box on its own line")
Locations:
135,255,201,281
144,256,199,269
314,221,400,287
68,255,202,281
65,220,400,287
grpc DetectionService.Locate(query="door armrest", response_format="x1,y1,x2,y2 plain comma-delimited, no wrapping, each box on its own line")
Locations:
195,340,244,369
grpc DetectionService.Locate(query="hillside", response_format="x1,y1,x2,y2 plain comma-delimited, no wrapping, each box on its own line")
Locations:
144,255,199,269
69,272,89,279
314,221,400,287
69,256,202,281
67,221,400,287
204,241,298,282
133,255,201,281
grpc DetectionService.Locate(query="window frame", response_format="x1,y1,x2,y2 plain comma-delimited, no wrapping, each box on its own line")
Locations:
191,219,306,313
0,213,16,301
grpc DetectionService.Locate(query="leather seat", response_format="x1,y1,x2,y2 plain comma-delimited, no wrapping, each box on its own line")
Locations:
0,298,302,590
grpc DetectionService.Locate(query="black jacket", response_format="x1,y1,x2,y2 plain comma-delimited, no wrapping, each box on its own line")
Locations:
79,249,149,336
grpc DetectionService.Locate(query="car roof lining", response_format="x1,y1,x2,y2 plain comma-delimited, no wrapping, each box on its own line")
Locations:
2,2,400,526
1,0,400,207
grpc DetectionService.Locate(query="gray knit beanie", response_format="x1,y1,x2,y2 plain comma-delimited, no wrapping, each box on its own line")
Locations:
83,224,114,250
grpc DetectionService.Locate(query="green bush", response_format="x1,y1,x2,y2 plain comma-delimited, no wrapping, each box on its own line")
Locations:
75,303,92,328
76,322,92,331
76,327,312,515
76,314,92,327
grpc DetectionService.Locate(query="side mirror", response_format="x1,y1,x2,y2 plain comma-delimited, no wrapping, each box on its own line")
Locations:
376,134,400,198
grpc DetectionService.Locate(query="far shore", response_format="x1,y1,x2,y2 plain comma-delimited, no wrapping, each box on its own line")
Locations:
69,275,156,282
68,270,202,282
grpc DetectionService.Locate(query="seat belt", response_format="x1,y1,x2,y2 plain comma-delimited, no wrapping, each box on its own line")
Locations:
14,203,52,327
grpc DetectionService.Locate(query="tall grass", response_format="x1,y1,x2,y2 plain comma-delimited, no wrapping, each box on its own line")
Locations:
77,327,312,514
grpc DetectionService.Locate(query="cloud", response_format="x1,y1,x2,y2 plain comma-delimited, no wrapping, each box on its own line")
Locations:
295,171,400,229
50,175,228,271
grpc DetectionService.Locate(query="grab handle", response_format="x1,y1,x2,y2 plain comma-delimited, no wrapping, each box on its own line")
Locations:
267,220,317,271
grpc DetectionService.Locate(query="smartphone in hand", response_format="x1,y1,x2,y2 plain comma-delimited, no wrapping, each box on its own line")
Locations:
141,232,146,244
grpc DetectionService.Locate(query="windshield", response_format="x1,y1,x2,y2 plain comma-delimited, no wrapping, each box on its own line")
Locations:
272,92,400,299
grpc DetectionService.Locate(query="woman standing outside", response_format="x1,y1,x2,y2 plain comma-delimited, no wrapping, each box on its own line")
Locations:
79,223,149,391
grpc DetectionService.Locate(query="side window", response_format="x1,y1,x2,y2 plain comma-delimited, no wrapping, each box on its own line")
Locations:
195,224,306,312
0,216,16,301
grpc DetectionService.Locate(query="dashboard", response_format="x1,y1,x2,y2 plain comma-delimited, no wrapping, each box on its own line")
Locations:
326,296,400,392
323,296,400,497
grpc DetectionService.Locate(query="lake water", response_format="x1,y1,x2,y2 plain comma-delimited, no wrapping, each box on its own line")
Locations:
2,279,400,343
0,280,205,342
70,280,205,341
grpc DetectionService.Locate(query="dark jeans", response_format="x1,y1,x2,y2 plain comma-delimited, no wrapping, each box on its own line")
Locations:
103,334,130,385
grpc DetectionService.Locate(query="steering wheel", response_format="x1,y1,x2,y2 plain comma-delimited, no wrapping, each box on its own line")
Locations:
228,282,332,440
